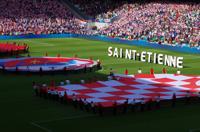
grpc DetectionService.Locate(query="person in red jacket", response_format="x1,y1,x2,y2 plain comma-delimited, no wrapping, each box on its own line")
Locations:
57,54,61,57
125,69,128,75
162,68,167,74
150,68,154,75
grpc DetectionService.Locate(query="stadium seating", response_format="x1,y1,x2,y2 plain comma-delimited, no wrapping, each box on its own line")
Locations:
0,0,199,48
96,2,199,47
0,0,88,35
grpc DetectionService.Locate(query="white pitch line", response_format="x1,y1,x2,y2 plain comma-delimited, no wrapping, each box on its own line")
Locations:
189,128,200,132
30,122,52,132
30,114,96,132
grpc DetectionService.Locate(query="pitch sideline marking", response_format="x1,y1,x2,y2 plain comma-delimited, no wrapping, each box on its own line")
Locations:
189,128,200,132
30,114,96,132
30,122,52,132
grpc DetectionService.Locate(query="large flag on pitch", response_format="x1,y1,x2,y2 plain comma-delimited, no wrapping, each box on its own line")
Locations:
56,74,200,107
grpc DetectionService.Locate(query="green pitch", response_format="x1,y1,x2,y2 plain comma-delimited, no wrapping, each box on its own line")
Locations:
0,38,200,132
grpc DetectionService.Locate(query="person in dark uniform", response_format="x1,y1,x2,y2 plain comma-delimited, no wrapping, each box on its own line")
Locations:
47,87,52,99
140,98,145,112
172,93,176,107
89,67,92,72
98,103,103,116
113,101,118,115
15,66,19,73
79,98,84,110
64,91,68,104
97,59,102,70
185,90,191,104
2,65,5,73
63,66,67,72
156,95,161,109
147,98,153,110
84,98,89,112
72,94,77,108
27,53,31,57
84,65,87,73
91,101,96,114
53,87,58,101
39,67,43,76
45,52,48,57
58,92,63,103
123,99,129,114
43,85,48,99
110,68,114,77
32,82,38,96
39,84,43,97
130,99,136,112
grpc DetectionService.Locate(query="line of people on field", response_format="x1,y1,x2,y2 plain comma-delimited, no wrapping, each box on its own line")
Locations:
0,42,29,55
33,81,200,116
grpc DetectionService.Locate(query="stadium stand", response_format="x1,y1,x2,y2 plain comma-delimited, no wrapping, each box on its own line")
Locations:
96,1,199,47
0,0,199,47
0,0,89,35
69,0,199,47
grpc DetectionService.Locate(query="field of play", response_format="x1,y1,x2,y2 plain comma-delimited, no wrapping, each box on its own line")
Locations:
0,38,200,132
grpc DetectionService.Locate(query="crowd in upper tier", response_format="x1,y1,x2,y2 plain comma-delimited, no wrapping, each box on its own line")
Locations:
97,2,200,47
0,0,199,47
0,0,89,35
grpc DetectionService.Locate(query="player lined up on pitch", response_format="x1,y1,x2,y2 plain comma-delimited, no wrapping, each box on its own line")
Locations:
32,68,200,116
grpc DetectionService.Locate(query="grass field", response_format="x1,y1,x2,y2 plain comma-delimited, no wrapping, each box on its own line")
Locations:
0,38,200,132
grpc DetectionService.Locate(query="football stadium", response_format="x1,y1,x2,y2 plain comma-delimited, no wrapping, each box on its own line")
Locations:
0,0,200,132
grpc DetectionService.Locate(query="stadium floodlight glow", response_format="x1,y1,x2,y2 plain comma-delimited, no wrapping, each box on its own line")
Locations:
108,46,183,68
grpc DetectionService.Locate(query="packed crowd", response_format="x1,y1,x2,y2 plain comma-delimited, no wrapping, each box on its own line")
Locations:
0,0,89,35
0,0,199,47
98,2,200,47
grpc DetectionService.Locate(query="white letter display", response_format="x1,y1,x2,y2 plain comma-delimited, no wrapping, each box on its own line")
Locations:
107,47,184,68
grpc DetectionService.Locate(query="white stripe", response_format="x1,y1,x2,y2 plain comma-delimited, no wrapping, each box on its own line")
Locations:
189,128,200,132
30,122,52,132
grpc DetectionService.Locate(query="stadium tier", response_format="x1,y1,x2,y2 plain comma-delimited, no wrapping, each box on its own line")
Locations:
0,0,199,48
